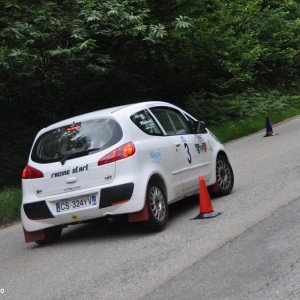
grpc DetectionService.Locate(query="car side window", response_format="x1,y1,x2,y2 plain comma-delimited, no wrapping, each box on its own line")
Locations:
151,107,192,135
130,109,163,136
183,113,197,133
184,113,208,134
149,109,175,135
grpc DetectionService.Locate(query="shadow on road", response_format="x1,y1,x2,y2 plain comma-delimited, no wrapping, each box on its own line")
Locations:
51,193,220,246
24,191,221,249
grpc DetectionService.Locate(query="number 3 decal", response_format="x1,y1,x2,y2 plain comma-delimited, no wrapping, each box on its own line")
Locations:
184,143,192,164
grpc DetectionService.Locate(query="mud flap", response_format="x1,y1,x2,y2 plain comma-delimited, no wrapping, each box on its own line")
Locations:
208,182,219,193
127,201,149,222
23,227,45,243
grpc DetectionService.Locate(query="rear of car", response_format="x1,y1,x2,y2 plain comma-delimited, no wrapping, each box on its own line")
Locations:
21,110,144,243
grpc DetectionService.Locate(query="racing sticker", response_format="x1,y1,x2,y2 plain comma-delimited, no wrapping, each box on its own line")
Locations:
132,111,157,131
194,142,207,154
51,164,89,178
180,136,187,143
66,122,81,132
140,119,156,131
201,142,207,152
194,143,201,154
180,136,192,164
150,149,162,163
196,134,204,142
72,164,89,174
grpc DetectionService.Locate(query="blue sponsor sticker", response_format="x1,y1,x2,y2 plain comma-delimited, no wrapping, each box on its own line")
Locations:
180,136,187,143
196,134,204,142
150,149,162,162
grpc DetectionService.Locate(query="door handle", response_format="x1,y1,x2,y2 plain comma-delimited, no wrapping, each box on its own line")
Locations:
175,142,181,148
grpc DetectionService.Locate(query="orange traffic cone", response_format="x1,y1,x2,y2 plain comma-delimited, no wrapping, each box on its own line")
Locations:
193,175,221,219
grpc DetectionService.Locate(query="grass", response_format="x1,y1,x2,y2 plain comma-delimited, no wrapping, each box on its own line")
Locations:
0,187,22,226
0,96,300,225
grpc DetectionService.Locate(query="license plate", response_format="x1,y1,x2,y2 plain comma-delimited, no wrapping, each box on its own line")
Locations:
55,195,97,213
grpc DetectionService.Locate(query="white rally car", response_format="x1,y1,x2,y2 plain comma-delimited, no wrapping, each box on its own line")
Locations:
22,101,234,244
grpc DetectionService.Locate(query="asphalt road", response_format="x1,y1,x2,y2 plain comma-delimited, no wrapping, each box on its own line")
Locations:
1,116,300,300
145,197,300,300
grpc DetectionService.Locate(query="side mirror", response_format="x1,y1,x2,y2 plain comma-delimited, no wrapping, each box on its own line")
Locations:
194,121,207,134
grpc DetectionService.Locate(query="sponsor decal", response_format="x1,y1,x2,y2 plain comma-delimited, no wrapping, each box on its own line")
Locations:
72,164,89,174
201,142,207,152
63,186,81,192
195,143,201,154
51,169,70,178
66,123,81,132
140,119,155,130
51,164,89,178
138,113,146,120
196,134,204,142
150,149,162,163
180,136,187,143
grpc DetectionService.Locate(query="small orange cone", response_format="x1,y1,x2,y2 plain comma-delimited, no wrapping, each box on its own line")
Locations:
193,175,221,219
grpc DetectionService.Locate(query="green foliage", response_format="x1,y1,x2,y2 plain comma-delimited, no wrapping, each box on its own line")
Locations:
0,0,299,187
1,0,298,99
210,95,300,143
184,90,300,125
0,187,22,223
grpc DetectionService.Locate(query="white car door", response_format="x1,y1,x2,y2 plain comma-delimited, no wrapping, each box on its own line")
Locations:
150,107,203,191
183,113,214,183
130,108,183,199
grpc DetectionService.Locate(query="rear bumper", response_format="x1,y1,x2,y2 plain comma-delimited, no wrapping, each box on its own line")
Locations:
22,180,145,232
99,183,134,208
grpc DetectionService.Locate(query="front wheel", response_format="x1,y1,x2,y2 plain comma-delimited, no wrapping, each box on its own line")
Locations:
216,155,234,196
144,181,168,231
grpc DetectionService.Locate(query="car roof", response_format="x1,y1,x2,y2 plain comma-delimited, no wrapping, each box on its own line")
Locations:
41,101,178,133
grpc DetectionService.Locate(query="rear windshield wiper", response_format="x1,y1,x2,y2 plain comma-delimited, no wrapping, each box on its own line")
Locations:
60,148,100,165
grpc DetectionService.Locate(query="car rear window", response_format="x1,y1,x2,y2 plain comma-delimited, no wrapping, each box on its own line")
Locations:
31,118,123,163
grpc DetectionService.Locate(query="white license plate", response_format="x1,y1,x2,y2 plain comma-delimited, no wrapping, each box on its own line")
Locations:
55,195,97,213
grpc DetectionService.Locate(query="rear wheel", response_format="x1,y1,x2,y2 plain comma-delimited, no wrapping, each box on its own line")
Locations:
35,226,62,245
216,155,234,196
144,181,168,231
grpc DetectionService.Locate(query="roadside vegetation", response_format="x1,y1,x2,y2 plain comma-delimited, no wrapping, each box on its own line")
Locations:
0,188,22,226
0,1,299,224
208,93,300,142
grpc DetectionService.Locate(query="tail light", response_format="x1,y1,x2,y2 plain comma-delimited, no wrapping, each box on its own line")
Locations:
22,165,44,179
98,142,136,166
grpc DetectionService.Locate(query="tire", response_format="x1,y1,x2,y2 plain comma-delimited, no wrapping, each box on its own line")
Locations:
144,181,168,231
215,155,234,196
35,226,62,245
